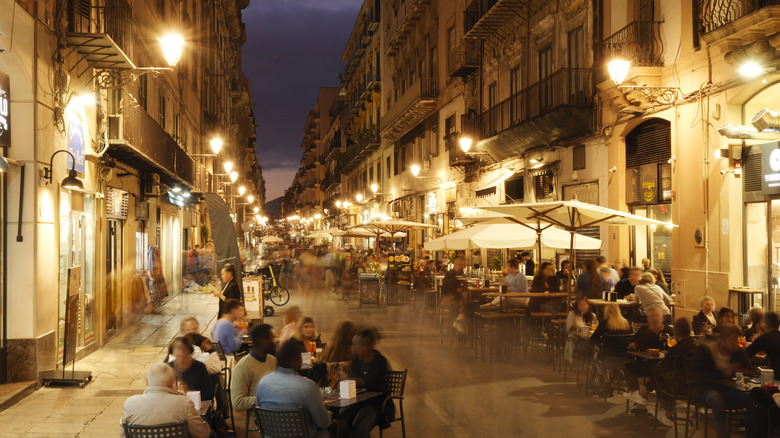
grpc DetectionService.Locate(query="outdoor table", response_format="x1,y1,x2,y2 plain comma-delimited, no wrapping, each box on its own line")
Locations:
324,391,383,416
628,350,665,361
728,287,764,315
482,292,567,313
468,286,498,304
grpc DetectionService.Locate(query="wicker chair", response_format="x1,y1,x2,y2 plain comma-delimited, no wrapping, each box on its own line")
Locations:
252,405,338,438
123,421,190,437
379,369,408,438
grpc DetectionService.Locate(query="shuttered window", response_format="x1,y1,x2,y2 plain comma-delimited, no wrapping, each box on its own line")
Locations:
573,145,586,171
534,170,555,200
744,151,762,193
626,119,672,205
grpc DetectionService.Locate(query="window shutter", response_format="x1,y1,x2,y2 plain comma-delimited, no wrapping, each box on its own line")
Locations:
744,151,762,193
573,145,586,171
625,119,671,204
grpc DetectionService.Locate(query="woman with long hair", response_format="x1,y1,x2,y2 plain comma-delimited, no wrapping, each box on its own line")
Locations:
323,320,357,363
291,316,324,348
564,297,597,362
279,306,302,345
166,337,214,401
590,303,632,343
576,259,605,299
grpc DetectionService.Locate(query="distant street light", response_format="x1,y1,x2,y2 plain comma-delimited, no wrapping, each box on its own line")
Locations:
247,195,254,203
238,186,246,196
410,164,421,177
210,137,223,155
229,171,238,182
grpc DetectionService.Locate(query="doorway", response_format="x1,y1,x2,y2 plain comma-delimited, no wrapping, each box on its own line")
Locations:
106,219,123,334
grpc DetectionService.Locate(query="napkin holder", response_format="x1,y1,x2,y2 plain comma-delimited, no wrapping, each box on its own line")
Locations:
580,326,590,339
340,380,357,399
186,391,201,411
301,352,312,367
761,368,774,387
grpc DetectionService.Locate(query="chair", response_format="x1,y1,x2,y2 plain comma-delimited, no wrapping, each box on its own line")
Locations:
123,421,189,437
252,406,338,438
379,369,408,438
653,356,688,436
591,333,634,401
684,357,708,437
211,341,236,434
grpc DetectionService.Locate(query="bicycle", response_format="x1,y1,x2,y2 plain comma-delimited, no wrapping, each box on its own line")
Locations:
262,265,290,308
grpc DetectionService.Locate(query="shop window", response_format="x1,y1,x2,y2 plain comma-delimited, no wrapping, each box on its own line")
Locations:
534,170,555,200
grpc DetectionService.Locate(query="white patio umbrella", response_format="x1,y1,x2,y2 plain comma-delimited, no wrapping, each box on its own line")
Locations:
261,235,283,243
332,228,406,238
423,223,601,251
350,220,436,255
304,230,334,239
479,199,677,301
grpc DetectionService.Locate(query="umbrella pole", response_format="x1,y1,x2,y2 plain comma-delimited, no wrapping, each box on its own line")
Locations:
569,230,575,309
536,220,543,269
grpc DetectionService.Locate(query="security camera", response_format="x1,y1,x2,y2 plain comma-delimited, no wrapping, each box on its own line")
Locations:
608,166,618,174
668,156,677,164
720,169,728,175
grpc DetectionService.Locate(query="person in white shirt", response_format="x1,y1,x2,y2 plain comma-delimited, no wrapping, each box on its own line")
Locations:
632,273,672,321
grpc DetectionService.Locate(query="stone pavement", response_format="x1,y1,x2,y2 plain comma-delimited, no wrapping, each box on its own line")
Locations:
0,285,718,437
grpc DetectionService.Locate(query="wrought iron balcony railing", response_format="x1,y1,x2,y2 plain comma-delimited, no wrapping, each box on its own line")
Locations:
67,0,132,57
601,21,664,67
697,0,780,34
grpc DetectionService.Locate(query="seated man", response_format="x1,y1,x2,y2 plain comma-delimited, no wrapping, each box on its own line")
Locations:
746,311,780,379
481,260,528,310
212,299,247,355
653,317,699,426
712,307,738,335
622,308,673,410
255,340,333,437
231,324,278,412
615,266,641,299
441,256,469,334
120,363,211,438
181,316,202,336
695,324,756,438
633,273,672,321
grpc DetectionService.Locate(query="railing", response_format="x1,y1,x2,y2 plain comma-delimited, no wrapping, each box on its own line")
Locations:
464,0,500,34
601,21,664,67
476,68,592,138
115,105,194,185
697,0,780,34
385,0,429,49
67,0,132,56
420,77,439,99
448,40,481,77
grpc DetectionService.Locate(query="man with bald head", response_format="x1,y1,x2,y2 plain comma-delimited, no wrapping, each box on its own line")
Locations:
120,363,211,437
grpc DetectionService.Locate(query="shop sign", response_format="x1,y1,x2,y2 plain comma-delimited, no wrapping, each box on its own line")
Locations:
0,71,9,148
67,117,86,173
639,163,658,204
761,141,780,195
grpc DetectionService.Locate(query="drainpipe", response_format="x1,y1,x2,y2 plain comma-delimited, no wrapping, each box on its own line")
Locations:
701,79,712,295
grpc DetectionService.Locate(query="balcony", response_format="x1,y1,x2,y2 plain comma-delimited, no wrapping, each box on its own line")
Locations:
697,0,780,34
338,126,381,174
66,0,134,70
448,40,481,79
385,0,431,56
473,68,593,161
464,0,547,40
380,77,438,141
107,105,195,187
601,21,664,67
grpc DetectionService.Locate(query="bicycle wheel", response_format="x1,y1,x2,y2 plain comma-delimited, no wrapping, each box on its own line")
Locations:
269,286,290,306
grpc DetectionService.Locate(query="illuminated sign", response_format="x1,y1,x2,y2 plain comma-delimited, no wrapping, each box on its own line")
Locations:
67,117,86,173
0,71,9,148
761,141,780,194
639,163,658,204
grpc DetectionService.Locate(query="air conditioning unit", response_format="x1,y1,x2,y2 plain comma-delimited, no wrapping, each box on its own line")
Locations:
108,115,123,140
135,198,150,221
143,173,161,198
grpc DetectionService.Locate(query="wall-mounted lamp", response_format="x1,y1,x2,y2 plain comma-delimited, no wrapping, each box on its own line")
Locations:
253,206,260,214
229,171,238,183
410,164,421,177
224,161,233,173
355,193,363,203
158,34,185,68
247,195,254,203
459,136,473,153
238,186,246,196
370,183,379,193
42,150,84,190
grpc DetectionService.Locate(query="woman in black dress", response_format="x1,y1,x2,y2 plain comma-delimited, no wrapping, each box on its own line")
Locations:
213,263,241,319
344,329,394,438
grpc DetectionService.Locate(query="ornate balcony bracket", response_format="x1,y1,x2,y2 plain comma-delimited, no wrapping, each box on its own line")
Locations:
619,85,681,105
93,68,171,90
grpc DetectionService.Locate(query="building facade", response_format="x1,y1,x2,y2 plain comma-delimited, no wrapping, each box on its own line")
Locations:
0,0,263,385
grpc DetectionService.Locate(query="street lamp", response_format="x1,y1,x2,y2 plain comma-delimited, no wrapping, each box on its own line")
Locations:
158,34,185,67
238,186,246,196
356,193,363,203
247,195,254,203
210,137,223,155
370,183,378,194
738,60,764,78
607,57,632,85
336,201,342,208
42,150,84,190
254,206,260,213
410,164,421,177
223,161,233,173
459,136,473,153
229,171,238,182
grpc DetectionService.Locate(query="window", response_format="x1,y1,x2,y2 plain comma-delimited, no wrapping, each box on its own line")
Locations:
158,93,166,129
568,27,584,69
138,74,148,111
504,175,524,203
625,119,672,205
488,82,498,135
534,170,555,200
173,114,180,142
386,156,392,179
510,66,521,123
573,145,586,171
538,45,553,109
447,26,456,54
444,115,456,152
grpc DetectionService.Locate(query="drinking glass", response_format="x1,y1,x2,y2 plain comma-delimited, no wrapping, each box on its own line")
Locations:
659,333,670,350
667,337,676,348
738,336,747,348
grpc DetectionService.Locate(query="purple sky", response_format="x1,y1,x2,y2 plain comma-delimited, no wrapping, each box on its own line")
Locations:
243,0,363,202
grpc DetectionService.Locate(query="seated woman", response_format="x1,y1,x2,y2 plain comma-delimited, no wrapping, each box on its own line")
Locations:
565,297,597,363
292,316,324,348
692,296,717,335
167,337,214,401
322,320,357,388
590,303,633,372
622,308,674,410
344,329,394,438
743,306,766,341
182,333,224,375
529,262,562,313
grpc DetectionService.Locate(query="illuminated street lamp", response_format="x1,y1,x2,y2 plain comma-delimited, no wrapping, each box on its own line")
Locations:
254,206,260,213
410,164,421,177
607,57,631,85
229,171,238,182
336,201,342,208
356,193,363,203
370,183,378,194
158,34,185,67
238,186,246,196
210,137,223,155
247,195,254,203
223,162,233,173
459,136,473,153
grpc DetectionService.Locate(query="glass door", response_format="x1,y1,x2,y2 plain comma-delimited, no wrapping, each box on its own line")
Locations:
106,219,123,334
631,204,673,276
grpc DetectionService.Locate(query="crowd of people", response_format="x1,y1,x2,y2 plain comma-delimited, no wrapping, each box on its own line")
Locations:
119,290,395,437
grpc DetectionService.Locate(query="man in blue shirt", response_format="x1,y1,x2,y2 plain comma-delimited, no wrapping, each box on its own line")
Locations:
212,299,246,355
255,340,334,437
481,260,528,309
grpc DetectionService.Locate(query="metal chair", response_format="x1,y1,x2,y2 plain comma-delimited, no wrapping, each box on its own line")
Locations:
653,356,688,435
252,405,338,438
212,341,236,434
379,369,408,438
684,357,708,437
123,421,189,437
590,333,634,400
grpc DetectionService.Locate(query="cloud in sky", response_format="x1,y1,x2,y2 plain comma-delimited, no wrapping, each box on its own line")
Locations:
243,0,363,201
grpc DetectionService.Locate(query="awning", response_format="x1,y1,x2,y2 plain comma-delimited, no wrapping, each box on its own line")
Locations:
475,186,496,198
65,34,135,74
475,169,516,198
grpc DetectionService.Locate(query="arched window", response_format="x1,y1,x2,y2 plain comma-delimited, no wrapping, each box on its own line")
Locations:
625,119,672,205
